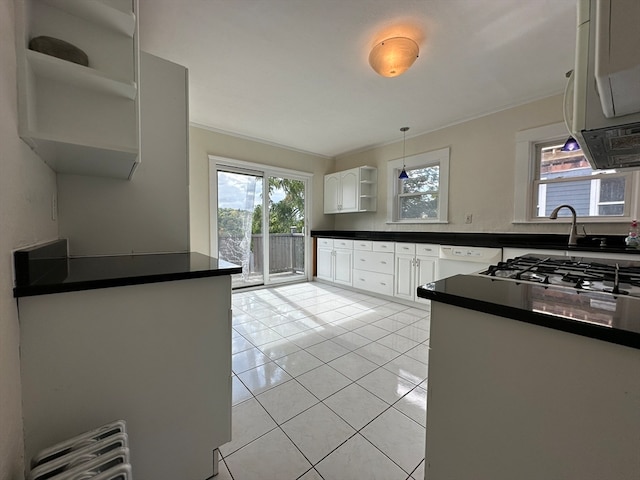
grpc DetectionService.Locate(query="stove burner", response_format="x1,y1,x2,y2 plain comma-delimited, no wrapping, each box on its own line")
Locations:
479,254,640,299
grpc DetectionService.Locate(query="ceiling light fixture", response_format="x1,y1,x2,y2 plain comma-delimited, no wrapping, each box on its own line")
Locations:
399,127,410,180
369,37,419,78
560,136,580,152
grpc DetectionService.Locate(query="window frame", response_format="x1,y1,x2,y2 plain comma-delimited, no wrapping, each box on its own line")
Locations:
513,123,639,224
387,147,450,224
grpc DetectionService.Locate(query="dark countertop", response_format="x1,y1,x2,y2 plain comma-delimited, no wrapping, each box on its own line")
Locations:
13,239,242,298
310,230,640,255
417,275,640,350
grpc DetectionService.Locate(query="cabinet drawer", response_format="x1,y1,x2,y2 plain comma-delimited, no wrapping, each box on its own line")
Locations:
353,270,394,296
354,240,373,251
395,243,416,255
416,243,438,257
353,251,394,274
318,238,333,248
333,239,353,250
372,241,394,252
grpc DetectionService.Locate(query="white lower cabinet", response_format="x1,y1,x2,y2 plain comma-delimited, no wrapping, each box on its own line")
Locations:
394,243,438,303
317,239,438,303
317,239,353,286
353,242,394,296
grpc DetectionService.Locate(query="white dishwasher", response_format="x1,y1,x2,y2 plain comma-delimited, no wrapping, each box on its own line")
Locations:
436,245,502,280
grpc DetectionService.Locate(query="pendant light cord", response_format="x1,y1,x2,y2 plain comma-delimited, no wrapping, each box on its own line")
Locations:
399,127,410,179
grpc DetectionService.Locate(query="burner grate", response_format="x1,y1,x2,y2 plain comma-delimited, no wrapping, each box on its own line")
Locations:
479,254,640,298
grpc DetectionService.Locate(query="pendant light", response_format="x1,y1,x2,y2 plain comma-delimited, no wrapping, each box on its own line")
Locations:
398,127,410,179
561,136,580,152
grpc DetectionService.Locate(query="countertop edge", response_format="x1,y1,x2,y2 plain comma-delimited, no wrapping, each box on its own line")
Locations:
311,230,640,255
13,243,242,298
14,267,242,298
417,283,640,350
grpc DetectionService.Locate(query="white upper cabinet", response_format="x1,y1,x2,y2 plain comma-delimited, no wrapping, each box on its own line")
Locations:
323,173,340,213
15,0,140,179
323,166,377,214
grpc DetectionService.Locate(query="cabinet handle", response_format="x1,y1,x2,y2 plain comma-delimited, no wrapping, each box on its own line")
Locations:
381,261,387,264
360,278,366,281
416,259,420,266
380,282,386,286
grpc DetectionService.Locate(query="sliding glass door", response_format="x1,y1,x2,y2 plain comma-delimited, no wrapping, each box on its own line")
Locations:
266,176,306,283
215,163,308,289
217,169,264,288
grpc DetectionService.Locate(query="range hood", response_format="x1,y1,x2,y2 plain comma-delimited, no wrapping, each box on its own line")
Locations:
566,0,640,170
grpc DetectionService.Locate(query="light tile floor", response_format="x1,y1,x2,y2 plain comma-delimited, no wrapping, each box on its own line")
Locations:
217,282,430,480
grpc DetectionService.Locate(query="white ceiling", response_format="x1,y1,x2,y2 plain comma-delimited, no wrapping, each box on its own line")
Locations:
138,0,577,158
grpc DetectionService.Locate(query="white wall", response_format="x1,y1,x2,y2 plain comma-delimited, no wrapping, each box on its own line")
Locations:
57,52,190,256
191,94,634,246
0,0,59,477
189,125,335,255
333,95,630,236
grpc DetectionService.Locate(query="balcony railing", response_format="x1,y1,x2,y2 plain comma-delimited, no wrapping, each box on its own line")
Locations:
218,233,305,286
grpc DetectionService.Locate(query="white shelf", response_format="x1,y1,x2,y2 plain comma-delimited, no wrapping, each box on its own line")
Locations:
21,132,139,180
22,130,139,179
16,0,140,179
42,0,136,37
28,49,137,99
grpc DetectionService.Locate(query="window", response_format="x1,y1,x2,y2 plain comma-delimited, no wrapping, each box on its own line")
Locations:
514,123,638,223
534,140,627,218
387,147,449,223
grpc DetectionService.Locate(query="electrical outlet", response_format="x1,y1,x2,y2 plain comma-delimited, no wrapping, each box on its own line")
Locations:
465,213,473,224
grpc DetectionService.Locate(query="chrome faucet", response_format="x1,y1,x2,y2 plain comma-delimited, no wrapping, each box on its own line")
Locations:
549,204,586,246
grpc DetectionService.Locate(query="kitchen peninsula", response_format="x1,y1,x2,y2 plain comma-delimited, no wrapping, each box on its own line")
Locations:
14,240,241,480
417,267,640,479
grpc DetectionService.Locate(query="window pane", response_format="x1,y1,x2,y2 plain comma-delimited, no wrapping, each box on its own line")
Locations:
402,166,439,194
539,143,592,180
536,141,626,218
538,179,591,217
600,177,625,203
400,194,438,219
599,204,624,215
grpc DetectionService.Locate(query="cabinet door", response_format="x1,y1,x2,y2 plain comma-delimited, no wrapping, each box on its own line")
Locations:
394,254,415,301
324,174,340,213
416,256,436,285
415,256,436,304
333,249,353,286
317,248,334,281
339,169,359,212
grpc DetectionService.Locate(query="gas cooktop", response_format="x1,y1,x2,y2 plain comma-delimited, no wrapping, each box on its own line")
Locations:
479,254,640,299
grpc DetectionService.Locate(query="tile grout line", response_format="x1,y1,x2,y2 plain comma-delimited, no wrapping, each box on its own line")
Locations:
229,284,430,479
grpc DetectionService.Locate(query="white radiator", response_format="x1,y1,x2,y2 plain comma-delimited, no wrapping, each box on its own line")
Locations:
29,421,133,480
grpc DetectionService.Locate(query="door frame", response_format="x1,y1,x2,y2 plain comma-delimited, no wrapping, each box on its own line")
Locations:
209,155,313,286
